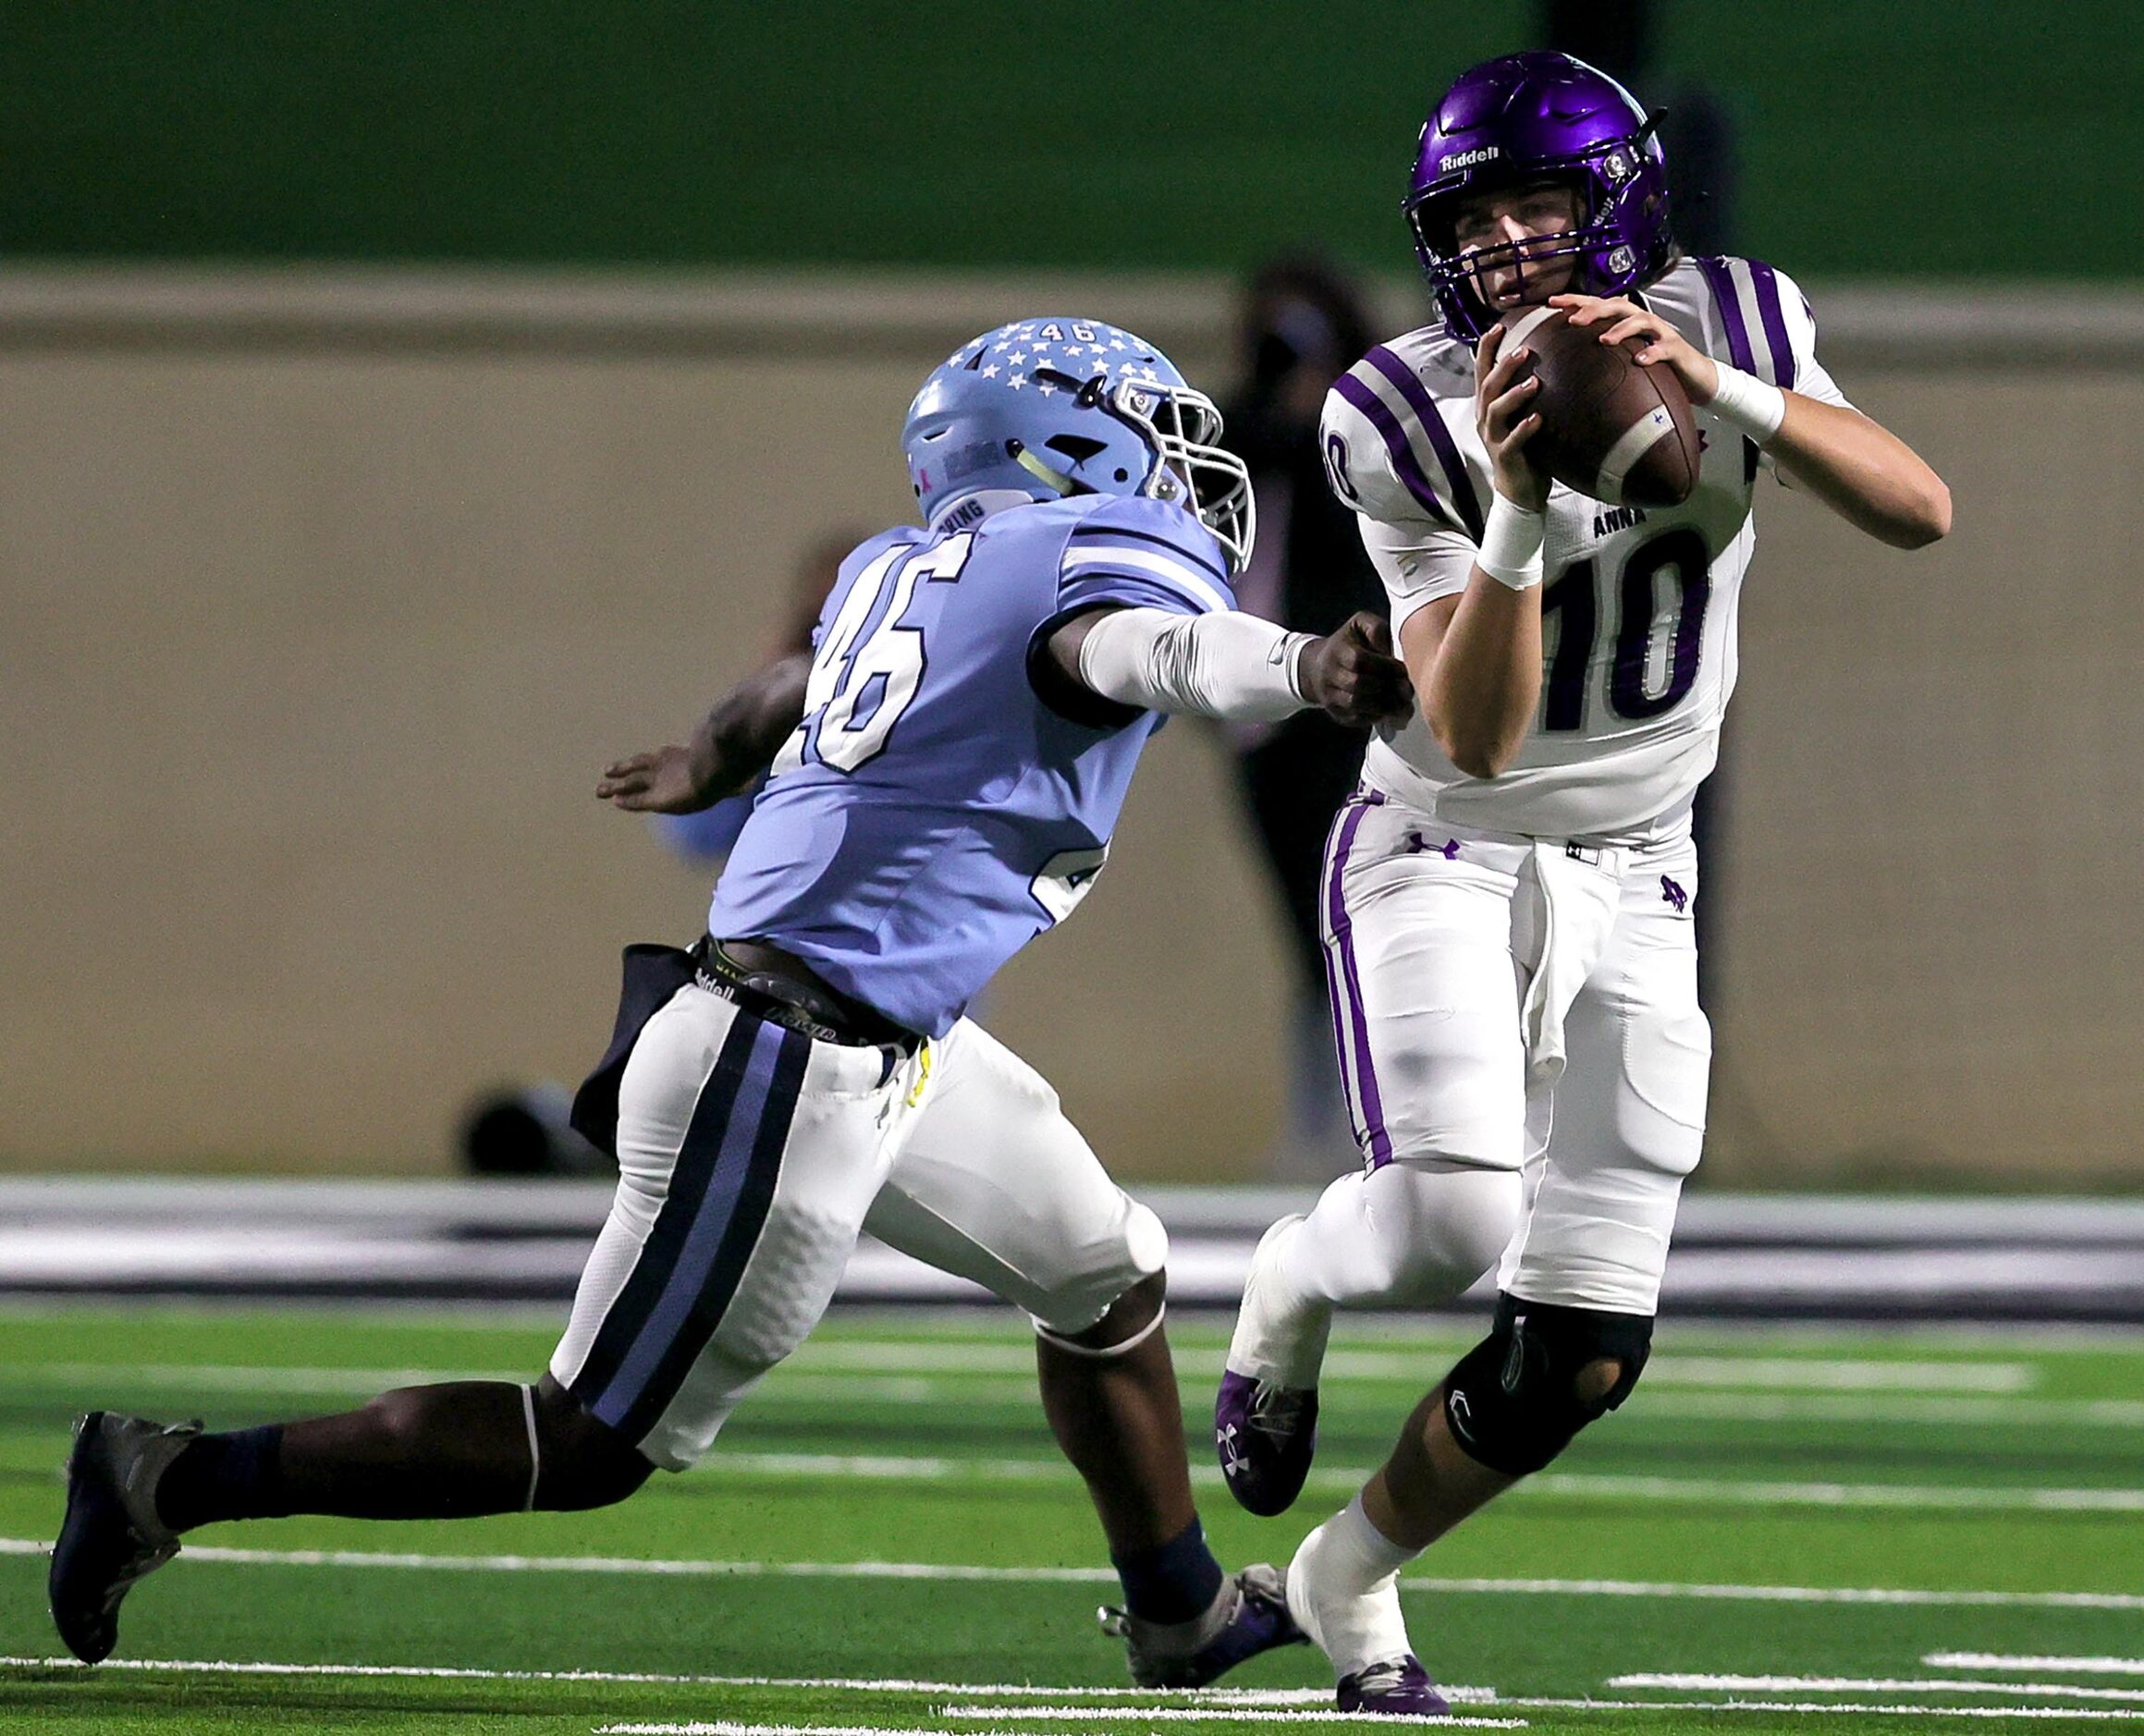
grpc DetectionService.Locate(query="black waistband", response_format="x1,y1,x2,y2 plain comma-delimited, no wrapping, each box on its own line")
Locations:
691,936,921,1056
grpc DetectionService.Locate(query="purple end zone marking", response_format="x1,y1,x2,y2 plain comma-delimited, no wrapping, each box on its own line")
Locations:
1363,345,1486,541
1324,793,1392,1167
596,1018,786,1426
1332,373,1457,533
1697,257,1758,378
1746,260,1798,389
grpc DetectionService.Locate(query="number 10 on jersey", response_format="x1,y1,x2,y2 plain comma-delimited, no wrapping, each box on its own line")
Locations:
1539,525,1710,731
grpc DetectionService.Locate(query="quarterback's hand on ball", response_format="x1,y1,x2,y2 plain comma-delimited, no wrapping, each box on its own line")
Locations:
1298,612,1415,730
1473,323,1550,512
597,745,706,813
1552,293,1721,406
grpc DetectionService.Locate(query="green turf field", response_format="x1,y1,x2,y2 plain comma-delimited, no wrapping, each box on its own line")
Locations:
1,1304,2140,1732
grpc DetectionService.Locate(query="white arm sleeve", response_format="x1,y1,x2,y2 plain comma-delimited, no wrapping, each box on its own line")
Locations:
1075,606,1312,723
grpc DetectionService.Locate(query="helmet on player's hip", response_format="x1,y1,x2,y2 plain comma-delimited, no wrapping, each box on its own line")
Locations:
900,317,1256,572
1403,50,1673,347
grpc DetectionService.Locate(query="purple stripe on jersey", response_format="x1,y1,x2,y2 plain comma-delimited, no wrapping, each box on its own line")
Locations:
1697,257,1757,377
1324,791,1391,1168
1332,373,1458,533
1746,260,1798,389
1363,345,1486,542
594,1017,788,1426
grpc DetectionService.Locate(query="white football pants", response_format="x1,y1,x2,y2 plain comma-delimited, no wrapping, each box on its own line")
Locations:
550,983,1166,1469
1309,788,1710,1315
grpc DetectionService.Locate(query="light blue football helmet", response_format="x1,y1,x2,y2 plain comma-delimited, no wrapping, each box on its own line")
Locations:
901,316,1255,573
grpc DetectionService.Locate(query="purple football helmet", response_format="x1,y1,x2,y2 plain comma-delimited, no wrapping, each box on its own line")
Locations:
1403,50,1672,345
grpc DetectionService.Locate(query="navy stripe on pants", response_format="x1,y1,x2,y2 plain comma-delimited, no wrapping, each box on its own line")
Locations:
568,1009,811,1436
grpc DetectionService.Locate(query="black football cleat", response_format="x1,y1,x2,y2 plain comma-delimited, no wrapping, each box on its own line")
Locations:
49,1412,200,1663
1099,1562,1310,1689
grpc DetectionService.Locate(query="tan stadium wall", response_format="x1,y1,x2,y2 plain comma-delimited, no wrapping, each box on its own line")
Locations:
2,270,2138,1188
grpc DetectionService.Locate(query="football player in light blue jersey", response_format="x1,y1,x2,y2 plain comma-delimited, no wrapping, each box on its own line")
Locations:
54,317,1413,1687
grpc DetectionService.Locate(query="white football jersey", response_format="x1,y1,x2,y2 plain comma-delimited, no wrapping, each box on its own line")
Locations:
1321,255,1850,840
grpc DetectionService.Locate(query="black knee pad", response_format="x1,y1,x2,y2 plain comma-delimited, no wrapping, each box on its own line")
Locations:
1440,1292,1655,1476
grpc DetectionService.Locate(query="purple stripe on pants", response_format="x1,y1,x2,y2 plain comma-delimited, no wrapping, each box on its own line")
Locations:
1363,345,1486,541
1333,372,1460,534
1696,256,1757,377
1323,791,1391,1168
596,1017,787,1425
1746,260,1797,389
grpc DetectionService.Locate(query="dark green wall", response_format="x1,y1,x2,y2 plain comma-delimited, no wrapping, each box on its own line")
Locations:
5,2,2134,276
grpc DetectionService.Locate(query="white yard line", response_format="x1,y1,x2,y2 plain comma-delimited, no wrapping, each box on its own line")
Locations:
1509,1699,2144,1722
1612,1674,2144,1704
6,1537,2142,1610
597,1725,998,1736
0,1657,1370,1699
1931,1657,2144,1677
4,1658,2139,1726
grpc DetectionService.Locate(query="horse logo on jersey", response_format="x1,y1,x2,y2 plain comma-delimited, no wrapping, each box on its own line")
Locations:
1660,875,1689,914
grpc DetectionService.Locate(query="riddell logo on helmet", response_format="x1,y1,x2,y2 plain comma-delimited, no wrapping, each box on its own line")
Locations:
1440,145,1501,172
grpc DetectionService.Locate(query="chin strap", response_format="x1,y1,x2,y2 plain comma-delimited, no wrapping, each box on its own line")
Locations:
1012,444,1081,496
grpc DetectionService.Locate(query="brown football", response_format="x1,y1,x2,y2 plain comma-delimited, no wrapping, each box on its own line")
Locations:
1497,305,1699,508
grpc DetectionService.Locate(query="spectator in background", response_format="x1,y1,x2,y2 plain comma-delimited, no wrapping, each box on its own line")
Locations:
1221,258,1391,1179
655,529,864,863
463,530,862,1176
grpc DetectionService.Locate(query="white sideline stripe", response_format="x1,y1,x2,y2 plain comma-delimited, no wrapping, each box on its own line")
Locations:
20,1433,2142,1508
597,1726,980,1736
1613,1674,2144,1705
936,1713,1523,1728
31,1366,2142,1433
1932,1657,2144,1677
1511,1699,2144,1722
0,1655,1347,1698
8,1537,2143,1611
12,1349,2044,1395
1516,1473,2144,1513
0,1539,1116,1582
1411,1576,2144,1610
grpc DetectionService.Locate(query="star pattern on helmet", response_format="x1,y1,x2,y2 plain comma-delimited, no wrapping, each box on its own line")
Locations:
1008,373,1027,390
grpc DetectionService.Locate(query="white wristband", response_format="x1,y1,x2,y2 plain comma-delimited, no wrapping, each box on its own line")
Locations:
1475,494,1545,591
1705,363,1787,442
1279,630,1316,703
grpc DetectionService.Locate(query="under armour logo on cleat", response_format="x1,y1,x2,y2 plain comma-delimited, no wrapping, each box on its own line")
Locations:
1660,875,1689,913
1406,832,1460,860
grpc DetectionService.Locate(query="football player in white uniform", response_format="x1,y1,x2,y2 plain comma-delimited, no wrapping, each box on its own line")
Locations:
1214,51,1950,1715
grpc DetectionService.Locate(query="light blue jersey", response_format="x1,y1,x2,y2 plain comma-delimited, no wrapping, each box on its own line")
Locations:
707,494,1233,1037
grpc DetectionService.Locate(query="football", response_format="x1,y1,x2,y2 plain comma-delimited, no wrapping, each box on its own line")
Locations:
1498,304,1700,507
